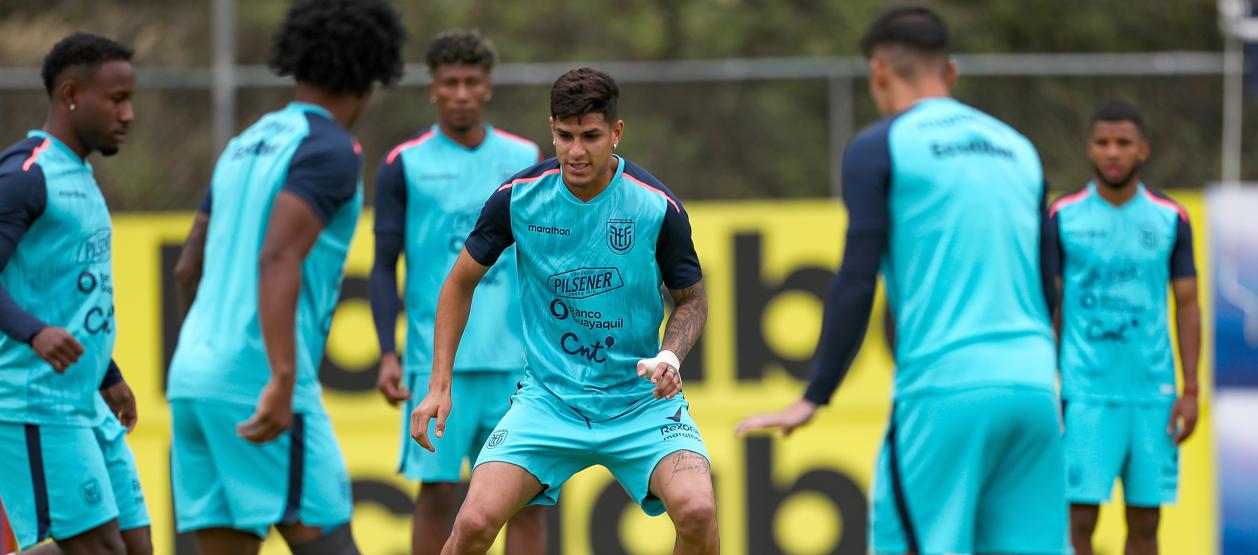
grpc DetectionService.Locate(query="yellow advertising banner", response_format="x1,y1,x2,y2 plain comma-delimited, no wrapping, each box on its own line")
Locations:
109,196,1214,555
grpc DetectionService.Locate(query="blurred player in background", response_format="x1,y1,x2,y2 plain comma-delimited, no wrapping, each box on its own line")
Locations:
0,32,139,555
410,67,716,554
1048,101,1200,555
166,1,404,553
737,6,1069,554
369,30,546,555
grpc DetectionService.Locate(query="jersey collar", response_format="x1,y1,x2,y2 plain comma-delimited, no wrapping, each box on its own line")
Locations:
287,101,334,121
27,130,89,168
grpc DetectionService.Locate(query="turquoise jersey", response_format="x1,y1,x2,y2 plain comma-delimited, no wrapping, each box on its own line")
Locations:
882,98,1056,397
168,103,363,414
0,131,115,426
464,156,702,422
376,125,539,375
1051,183,1196,403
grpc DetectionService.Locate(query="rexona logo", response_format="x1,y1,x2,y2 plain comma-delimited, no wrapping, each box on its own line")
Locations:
549,268,624,299
77,229,112,264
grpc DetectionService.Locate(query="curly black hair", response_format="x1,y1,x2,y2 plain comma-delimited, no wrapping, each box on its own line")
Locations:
425,29,496,74
550,68,619,122
41,33,133,97
268,0,406,95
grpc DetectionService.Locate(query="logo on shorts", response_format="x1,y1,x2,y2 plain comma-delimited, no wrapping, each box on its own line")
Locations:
487,429,509,449
80,478,103,506
607,219,635,255
667,406,684,423
659,422,699,441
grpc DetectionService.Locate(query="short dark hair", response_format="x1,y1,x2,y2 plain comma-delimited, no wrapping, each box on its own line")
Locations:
268,0,406,95
550,68,619,122
859,5,949,58
41,33,134,97
1091,100,1146,135
426,30,496,73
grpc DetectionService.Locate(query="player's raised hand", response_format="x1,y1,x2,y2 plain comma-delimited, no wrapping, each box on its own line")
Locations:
375,352,410,405
410,389,452,453
1168,391,1199,444
100,379,138,432
735,399,819,437
31,327,85,373
237,378,294,444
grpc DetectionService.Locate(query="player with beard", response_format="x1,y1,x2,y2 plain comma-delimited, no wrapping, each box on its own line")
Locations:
1047,100,1200,555
370,30,545,555
0,33,139,554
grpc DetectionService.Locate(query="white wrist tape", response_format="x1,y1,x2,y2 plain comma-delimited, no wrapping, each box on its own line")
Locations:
638,349,681,373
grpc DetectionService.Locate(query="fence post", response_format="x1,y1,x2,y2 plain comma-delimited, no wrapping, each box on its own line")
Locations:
828,75,853,199
212,0,236,153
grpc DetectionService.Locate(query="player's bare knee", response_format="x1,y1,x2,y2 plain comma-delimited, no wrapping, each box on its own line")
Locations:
670,496,718,540
1125,508,1160,538
452,507,505,546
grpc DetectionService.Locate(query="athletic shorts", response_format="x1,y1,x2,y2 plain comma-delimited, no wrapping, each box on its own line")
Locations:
94,412,150,531
170,400,352,537
871,386,1069,555
398,371,519,482
0,421,118,549
470,382,708,516
1064,399,1178,507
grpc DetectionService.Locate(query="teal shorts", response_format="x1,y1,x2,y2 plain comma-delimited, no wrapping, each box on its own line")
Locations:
399,371,518,482
0,421,118,549
94,413,150,531
170,401,352,537
1064,399,1178,507
472,383,708,516
871,386,1069,555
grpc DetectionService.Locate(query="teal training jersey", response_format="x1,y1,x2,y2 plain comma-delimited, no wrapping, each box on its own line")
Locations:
464,156,702,422
1050,183,1196,403
375,125,539,374
168,103,363,414
846,98,1057,398
0,131,115,426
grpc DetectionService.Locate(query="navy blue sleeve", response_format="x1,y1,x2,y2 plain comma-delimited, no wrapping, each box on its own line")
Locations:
99,359,122,388
368,155,408,354
0,159,49,343
197,189,212,214
464,185,514,267
803,123,892,406
1040,182,1060,311
654,195,702,289
1170,214,1197,279
281,118,362,225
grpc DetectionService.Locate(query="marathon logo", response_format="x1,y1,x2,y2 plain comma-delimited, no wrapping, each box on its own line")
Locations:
930,138,1014,160
527,223,571,236
549,268,624,299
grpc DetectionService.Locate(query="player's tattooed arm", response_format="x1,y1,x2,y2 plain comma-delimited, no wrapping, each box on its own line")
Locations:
663,280,707,363
173,212,210,322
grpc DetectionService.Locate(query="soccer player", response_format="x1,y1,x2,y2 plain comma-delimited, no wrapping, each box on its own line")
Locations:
410,67,716,554
0,33,136,554
736,6,1068,555
369,30,545,555
166,1,404,554
1049,101,1200,555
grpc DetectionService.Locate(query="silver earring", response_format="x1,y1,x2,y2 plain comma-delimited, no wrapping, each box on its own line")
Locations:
69,103,76,112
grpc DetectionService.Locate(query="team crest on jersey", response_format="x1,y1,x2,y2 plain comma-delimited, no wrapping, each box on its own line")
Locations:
1139,225,1159,249
486,429,508,449
606,219,635,255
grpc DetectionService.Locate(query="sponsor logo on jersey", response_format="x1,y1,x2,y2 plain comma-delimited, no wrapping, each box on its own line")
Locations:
560,332,615,363
527,223,571,236
550,268,624,299
76,229,112,264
